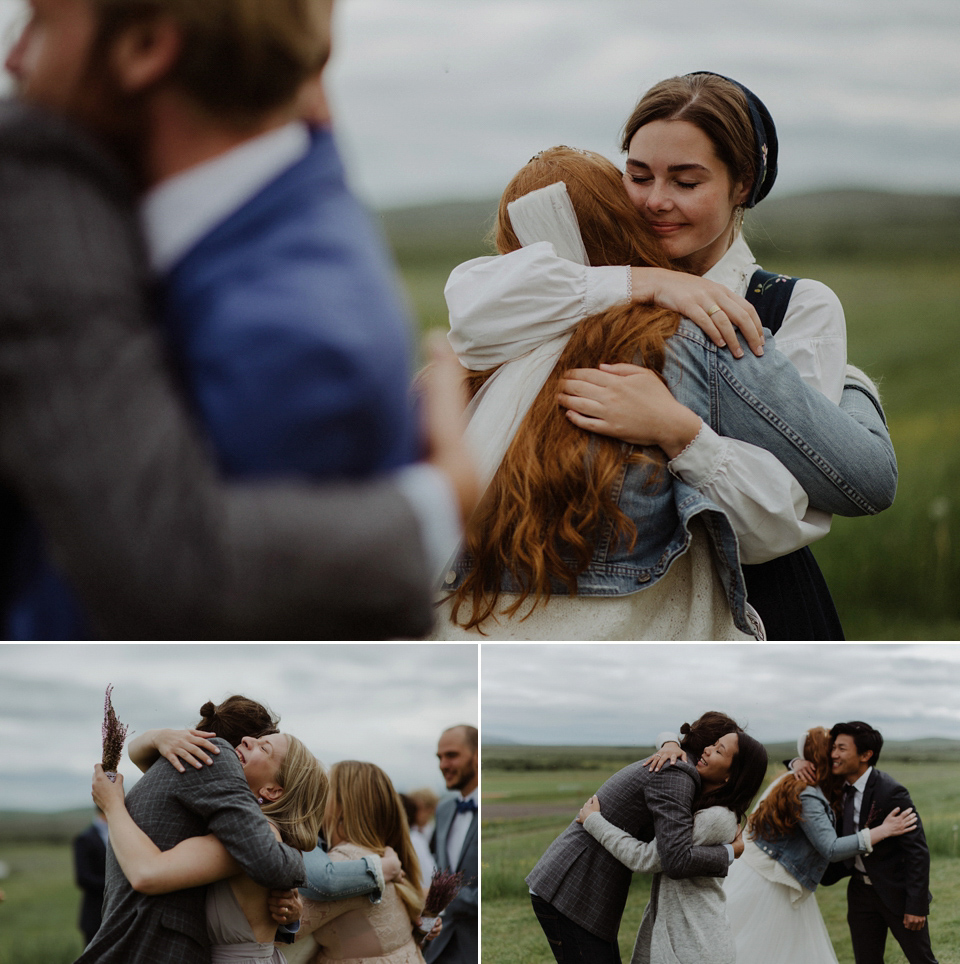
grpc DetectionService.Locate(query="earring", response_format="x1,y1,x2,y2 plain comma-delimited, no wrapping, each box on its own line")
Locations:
257,796,264,804
733,205,745,235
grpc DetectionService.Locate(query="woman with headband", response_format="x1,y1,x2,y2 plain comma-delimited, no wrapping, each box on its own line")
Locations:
444,73,891,639
430,145,894,640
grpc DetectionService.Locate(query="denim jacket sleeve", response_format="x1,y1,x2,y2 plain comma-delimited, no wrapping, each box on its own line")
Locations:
798,788,867,862
299,844,383,903
673,324,898,517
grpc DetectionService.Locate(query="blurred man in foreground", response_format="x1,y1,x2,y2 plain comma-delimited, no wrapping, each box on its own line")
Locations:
1,0,472,639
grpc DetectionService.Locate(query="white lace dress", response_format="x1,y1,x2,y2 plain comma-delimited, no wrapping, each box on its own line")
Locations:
723,838,840,964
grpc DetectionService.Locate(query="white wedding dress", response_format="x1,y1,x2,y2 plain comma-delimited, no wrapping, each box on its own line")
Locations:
723,838,840,964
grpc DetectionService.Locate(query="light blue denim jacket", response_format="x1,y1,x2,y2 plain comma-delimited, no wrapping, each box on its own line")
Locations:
299,841,383,903
449,319,897,635
751,784,869,891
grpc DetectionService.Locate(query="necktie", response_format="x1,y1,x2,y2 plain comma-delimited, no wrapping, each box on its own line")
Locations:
842,783,857,836
842,783,857,869
455,798,477,814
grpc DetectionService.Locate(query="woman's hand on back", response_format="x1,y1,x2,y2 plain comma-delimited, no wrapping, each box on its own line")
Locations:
630,267,764,359
559,363,702,458
576,795,601,823
876,807,918,841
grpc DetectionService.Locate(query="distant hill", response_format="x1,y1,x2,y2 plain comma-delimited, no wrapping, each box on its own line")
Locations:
377,189,960,266
482,737,960,772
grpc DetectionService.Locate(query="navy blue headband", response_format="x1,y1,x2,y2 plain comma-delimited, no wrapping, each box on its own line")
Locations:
686,71,778,207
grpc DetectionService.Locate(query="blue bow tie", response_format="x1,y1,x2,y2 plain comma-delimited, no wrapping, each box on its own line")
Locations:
455,798,477,814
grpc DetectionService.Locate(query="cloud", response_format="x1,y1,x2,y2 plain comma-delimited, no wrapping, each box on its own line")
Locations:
0,643,477,810
480,644,960,746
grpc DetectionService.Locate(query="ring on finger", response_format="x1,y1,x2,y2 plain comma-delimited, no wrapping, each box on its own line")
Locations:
706,304,722,316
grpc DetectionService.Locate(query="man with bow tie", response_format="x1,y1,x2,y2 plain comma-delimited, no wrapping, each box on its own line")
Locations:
427,725,478,964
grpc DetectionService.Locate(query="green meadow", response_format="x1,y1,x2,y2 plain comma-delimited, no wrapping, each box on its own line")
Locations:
382,189,960,641
480,743,960,964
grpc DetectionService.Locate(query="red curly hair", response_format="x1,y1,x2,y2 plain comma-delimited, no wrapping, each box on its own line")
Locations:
448,147,680,631
748,727,845,841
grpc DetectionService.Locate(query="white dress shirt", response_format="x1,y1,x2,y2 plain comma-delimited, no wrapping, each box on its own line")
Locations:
444,234,850,563
446,788,478,870
139,122,461,586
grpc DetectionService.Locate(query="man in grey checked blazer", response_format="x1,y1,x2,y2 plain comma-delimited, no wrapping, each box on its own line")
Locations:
75,736,304,963
0,103,470,640
527,758,735,962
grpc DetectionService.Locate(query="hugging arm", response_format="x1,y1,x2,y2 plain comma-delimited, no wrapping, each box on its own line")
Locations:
170,739,305,890
300,844,384,902
582,811,663,873
645,767,730,879
0,105,433,641
92,766,242,893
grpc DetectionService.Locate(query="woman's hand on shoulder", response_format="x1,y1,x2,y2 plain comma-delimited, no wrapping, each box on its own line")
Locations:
152,728,221,773
559,363,702,458
91,763,125,815
630,267,764,358
642,741,687,772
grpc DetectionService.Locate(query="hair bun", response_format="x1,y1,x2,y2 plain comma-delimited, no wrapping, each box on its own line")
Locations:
198,700,216,718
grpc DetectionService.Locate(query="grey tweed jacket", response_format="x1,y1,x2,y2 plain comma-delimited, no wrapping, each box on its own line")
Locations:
0,101,433,640
526,760,729,942
75,739,305,964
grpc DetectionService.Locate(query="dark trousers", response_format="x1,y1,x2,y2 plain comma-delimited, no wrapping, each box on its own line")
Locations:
531,894,621,964
848,875,938,964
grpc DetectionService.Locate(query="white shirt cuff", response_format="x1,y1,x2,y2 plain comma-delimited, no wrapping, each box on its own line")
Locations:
393,464,462,579
667,423,726,487
585,265,632,315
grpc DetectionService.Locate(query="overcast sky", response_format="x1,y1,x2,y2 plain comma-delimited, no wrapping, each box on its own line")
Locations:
0,0,957,209
0,643,477,812
481,643,960,747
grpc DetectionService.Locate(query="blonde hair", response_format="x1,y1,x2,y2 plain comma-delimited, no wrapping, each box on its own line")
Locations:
323,761,424,923
89,0,333,124
261,734,328,852
450,147,679,630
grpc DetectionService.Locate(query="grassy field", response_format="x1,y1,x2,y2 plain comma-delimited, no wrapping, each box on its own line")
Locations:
480,754,960,964
0,841,87,964
386,196,960,640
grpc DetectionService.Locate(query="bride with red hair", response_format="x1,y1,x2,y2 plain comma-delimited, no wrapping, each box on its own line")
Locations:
430,144,896,639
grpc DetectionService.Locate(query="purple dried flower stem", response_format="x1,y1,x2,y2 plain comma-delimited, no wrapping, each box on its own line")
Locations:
101,684,128,782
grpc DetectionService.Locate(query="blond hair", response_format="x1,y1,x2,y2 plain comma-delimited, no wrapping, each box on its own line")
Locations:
89,0,333,124
261,734,328,852
323,761,424,923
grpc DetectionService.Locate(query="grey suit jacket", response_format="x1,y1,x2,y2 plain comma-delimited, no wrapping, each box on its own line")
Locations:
74,739,304,964
0,101,434,640
425,796,478,964
526,760,729,942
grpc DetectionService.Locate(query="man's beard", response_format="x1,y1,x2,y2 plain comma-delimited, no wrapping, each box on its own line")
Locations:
451,763,477,792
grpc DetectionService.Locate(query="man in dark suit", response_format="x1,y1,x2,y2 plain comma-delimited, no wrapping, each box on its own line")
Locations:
0,0,476,639
72,810,108,947
426,725,478,964
822,721,939,964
